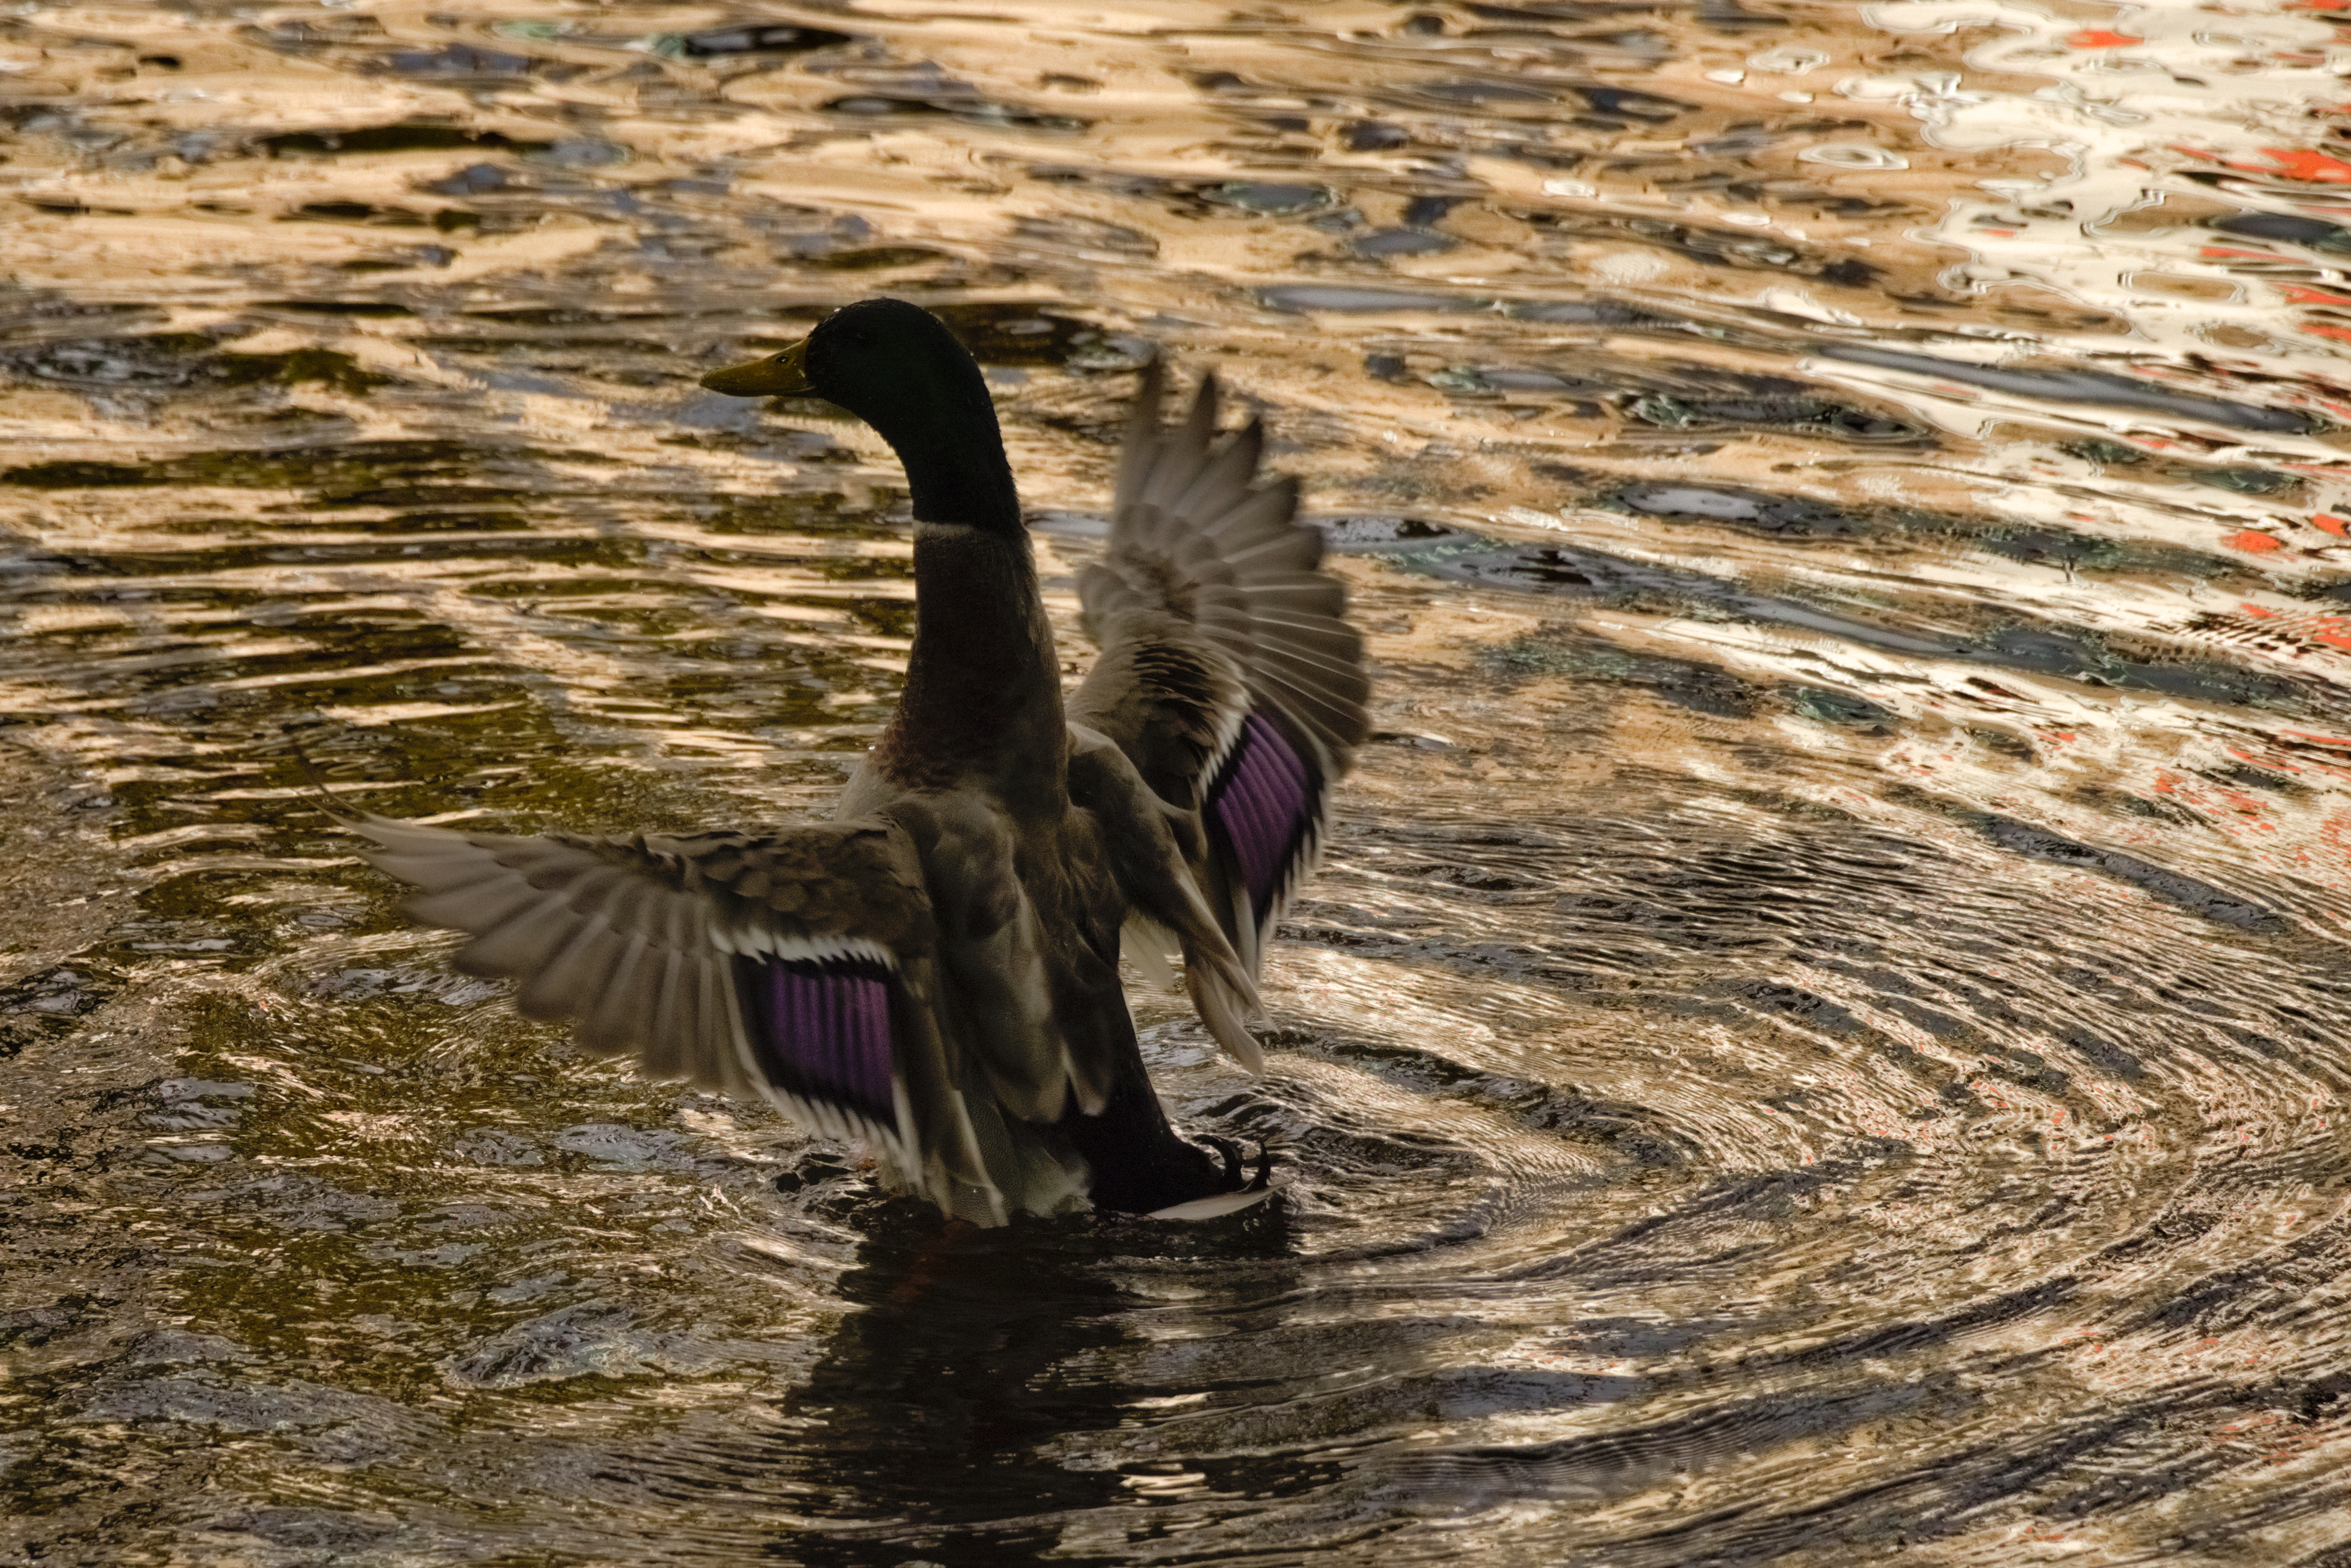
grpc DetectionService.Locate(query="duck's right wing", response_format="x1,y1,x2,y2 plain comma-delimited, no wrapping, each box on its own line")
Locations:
1068,365,1371,984
347,812,1002,1220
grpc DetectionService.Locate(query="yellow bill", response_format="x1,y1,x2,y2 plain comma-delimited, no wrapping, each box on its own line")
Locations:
700,339,813,396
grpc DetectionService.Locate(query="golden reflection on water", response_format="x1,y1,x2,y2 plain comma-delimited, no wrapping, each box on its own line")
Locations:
9,2,2351,1564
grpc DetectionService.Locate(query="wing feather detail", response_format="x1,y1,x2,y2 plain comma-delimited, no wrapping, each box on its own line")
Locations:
346,811,998,1219
1071,362,1369,1014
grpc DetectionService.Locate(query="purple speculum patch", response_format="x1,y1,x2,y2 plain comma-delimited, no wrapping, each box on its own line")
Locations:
1208,711,1315,921
737,953,896,1126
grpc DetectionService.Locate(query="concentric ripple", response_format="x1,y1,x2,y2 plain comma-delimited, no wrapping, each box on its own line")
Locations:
10,1,2351,1564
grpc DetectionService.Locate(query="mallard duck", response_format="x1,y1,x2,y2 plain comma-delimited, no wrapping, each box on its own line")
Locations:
345,298,1369,1222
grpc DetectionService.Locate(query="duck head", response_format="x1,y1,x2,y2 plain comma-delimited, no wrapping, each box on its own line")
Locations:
701,297,1022,532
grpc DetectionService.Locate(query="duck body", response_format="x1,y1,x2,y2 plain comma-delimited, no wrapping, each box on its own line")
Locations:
350,299,1368,1223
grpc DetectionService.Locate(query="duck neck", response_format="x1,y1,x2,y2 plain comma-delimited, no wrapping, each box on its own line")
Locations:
896,424,1021,535
883,520,1065,798
851,333,1023,537
855,366,1064,800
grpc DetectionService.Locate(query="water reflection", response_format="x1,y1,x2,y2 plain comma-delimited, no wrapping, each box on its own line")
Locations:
9,0,2351,1561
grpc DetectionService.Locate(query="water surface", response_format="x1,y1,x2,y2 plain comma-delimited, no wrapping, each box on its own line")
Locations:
8,2,2351,1563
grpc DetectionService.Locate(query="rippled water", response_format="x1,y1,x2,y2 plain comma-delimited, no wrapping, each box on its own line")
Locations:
9,3,2351,1563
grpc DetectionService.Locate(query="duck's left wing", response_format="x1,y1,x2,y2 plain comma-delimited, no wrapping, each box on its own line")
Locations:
346,812,998,1217
1069,366,1370,992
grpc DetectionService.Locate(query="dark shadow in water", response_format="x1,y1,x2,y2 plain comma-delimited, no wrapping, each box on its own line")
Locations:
767,1199,1300,1566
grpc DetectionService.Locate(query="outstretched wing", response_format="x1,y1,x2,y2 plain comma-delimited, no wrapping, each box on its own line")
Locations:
346,811,1002,1220
1069,365,1370,983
